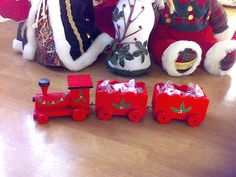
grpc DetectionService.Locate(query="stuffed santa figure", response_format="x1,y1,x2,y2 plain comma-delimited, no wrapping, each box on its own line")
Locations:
149,0,236,76
13,0,113,71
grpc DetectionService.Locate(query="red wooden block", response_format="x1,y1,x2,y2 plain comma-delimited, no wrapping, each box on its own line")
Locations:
95,80,148,122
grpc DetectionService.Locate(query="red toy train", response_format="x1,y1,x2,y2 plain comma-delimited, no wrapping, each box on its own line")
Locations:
96,80,148,122
32,74,209,127
152,83,209,127
33,75,93,124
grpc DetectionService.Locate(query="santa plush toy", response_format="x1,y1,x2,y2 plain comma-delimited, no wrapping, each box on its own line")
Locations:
13,0,113,71
149,0,236,76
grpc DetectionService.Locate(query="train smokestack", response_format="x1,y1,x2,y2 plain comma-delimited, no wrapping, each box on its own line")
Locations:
38,78,50,96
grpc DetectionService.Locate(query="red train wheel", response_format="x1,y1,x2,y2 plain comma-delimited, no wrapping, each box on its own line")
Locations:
128,110,142,122
98,109,112,120
187,115,202,127
37,114,48,124
156,112,171,124
72,109,87,121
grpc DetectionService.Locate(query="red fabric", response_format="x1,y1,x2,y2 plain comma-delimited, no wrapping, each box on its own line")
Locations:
220,50,236,71
94,4,116,37
149,24,217,65
149,38,176,65
209,0,228,34
179,0,205,7
233,31,236,40
0,0,31,21
94,0,118,6
227,51,236,60
176,49,197,63
158,0,228,33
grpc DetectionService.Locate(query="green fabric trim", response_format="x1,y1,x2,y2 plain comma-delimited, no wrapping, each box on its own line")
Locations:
106,63,151,76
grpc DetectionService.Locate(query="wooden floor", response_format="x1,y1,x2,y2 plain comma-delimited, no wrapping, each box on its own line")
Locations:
0,8,236,177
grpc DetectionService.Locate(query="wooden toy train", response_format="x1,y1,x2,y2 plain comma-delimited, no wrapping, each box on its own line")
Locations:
32,75,209,127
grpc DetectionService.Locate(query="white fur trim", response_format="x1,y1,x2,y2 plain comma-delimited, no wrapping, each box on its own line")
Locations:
204,40,236,75
12,39,23,52
22,0,41,60
156,0,165,9
47,0,113,71
214,27,235,41
161,41,202,76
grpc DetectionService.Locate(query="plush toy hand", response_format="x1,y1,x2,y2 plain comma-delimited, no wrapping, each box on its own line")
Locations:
208,0,234,41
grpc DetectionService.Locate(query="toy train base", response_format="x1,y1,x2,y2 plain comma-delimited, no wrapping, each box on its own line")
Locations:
32,75,209,127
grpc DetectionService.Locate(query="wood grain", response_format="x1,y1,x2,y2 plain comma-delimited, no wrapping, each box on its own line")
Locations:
0,8,236,177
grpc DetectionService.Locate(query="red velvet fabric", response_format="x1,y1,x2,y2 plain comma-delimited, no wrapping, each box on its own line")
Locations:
233,31,236,40
94,4,116,37
149,24,218,66
0,0,31,21
94,1,117,38
95,0,118,6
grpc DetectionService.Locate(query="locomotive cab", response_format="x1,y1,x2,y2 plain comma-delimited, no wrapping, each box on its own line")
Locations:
67,75,93,110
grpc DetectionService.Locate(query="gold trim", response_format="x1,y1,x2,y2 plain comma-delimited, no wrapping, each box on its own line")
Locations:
65,0,84,54
188,14,194,20
166,18,171,23
187,5,193,12
166,0,175,14
175,58,197,70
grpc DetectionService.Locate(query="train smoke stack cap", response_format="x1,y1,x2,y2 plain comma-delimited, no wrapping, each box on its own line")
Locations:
39,78,50,96
39,78,50,87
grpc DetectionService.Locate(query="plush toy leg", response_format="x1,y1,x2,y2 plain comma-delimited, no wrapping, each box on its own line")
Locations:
22,0,41,60
204,40,236,75
161,40,202,76
94,4,116,38
150,39,176,64
13,22,28,53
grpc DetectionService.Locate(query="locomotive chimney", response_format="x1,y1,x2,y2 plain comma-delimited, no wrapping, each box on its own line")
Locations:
38,78,50,96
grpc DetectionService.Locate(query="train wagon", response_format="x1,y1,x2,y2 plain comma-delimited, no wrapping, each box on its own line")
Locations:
33,75,93,124
152,83,209,127
95,80,148,122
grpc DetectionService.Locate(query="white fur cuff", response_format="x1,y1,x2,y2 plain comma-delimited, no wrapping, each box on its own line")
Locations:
204,40,236,75
12,39,23,52
214,27,235,41
23,43,37,60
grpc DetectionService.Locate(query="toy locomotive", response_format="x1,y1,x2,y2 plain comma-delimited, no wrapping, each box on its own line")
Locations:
33,75,93,124
32,74,209,127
